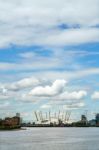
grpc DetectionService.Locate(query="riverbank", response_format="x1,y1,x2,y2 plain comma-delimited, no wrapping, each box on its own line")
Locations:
0,126,21,131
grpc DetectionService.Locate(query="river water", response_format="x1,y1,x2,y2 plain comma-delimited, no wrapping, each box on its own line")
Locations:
0,127,99,150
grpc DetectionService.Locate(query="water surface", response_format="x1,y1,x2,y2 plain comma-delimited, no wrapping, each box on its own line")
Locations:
0,127,99,150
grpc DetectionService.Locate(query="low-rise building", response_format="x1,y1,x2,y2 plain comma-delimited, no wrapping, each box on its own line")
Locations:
0,114,21,127
89,119,96,126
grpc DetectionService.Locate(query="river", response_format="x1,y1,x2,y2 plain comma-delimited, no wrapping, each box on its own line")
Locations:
0,127,99,150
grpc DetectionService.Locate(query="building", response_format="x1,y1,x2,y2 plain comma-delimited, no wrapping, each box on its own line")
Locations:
81,115,86,121
16,113,20,118
81,115,87,123
96,113,99,126
89,119,96,126
0,113,21,127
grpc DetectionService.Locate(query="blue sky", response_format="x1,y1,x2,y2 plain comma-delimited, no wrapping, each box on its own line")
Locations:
0,0,99,122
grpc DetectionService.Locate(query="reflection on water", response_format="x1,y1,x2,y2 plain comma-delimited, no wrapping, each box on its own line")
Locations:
0,127,99,150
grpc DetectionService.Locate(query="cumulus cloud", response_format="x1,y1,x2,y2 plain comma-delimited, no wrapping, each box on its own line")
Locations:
43,90,87,110
29,79,67,96
4,77,40,91
56,91,87,100
91,92,99,100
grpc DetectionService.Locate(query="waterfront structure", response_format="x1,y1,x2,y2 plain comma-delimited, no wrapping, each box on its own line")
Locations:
3,117,19,126
0,113,21,129
33,111,71,126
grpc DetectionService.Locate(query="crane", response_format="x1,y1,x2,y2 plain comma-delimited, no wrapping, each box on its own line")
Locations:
65,111,68,122
58,110,60,120
46,112,48,120
34,111,39,122
49,111,51,122
39,111,42,121
62,111,64,121
40,111,44,122
67,112,71,123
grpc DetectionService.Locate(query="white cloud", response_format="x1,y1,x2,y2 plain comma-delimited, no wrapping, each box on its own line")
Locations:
0,54,61,71
63,102,85,110
36,28,99,46
29,79,67,96
29,68,99,81
0,0,99,48
91,92,99,100
4,77,40,91
19,52,36,59
0,76,88,115
40,104,51,109
41,100,85,110
0,94,10,100
0,62,15,70
0,102,10,109
57,91,87,100
0,0,98,118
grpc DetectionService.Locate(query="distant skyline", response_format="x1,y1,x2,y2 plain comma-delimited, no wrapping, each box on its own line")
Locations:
0,0,99,121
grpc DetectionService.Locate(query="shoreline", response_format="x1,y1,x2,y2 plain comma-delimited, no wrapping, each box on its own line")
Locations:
0,126,99,131
0,127,26,131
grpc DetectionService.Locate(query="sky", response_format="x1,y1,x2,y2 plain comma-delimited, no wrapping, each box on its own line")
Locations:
0,0,99,122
